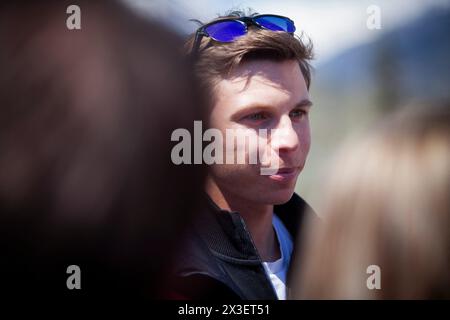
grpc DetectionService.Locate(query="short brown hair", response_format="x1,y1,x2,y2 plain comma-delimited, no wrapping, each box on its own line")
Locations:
185,11,314,101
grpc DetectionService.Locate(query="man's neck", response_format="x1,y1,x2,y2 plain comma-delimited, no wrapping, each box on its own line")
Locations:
206,177,280,262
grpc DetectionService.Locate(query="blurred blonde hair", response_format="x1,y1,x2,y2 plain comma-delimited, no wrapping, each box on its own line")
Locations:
292,104,450,299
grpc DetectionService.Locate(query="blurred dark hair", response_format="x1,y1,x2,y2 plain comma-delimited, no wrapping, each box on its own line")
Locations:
0,0,205,300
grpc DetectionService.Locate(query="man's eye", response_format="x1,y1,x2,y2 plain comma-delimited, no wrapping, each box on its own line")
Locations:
244,112,269,121
290,109,306,119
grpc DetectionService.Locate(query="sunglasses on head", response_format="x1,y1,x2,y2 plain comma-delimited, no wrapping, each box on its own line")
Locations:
191,14,296,55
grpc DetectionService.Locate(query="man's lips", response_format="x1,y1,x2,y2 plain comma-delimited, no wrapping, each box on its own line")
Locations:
268,167,299,182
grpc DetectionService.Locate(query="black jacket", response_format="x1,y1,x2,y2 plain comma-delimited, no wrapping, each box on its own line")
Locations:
171,193,317,300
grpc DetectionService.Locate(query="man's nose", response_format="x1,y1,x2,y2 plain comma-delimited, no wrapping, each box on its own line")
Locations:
270,115,299,153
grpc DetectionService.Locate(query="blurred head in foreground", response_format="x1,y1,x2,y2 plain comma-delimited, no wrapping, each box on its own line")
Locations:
292,104,450,299
0,0,205,299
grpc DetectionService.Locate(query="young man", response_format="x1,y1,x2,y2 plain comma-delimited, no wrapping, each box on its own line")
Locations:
171,11,316,300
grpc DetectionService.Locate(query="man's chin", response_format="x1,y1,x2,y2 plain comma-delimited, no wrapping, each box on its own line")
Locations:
260,188,295,205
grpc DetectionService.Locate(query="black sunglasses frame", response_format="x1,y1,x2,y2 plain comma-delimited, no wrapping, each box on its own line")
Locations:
191,14,296,55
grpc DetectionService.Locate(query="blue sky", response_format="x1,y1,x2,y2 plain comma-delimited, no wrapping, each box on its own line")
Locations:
123,0,449,65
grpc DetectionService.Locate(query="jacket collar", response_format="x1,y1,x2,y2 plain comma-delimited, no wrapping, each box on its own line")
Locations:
194,192,314,264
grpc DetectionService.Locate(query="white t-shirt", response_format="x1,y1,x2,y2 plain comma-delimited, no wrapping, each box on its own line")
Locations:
262,214,293,300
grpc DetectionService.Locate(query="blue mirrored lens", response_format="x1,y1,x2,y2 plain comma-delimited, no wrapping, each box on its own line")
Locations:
254,16,295,33
205,21,246,42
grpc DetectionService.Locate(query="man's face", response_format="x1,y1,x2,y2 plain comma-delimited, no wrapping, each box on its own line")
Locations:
209,59,312,205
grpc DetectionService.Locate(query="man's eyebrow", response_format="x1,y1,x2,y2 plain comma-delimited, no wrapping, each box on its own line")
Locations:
294,99,313,108
237,99,313,112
